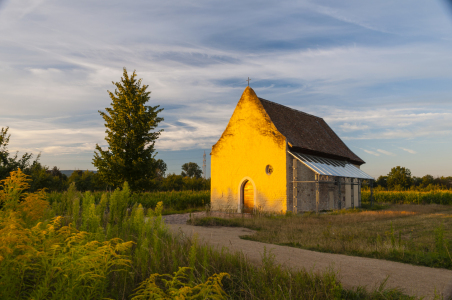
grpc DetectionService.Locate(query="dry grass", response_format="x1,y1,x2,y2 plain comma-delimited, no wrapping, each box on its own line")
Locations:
193,204,452,269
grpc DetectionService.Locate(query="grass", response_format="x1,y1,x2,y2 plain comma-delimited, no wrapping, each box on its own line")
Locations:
0,170,417,299
47,189,210,214
191,204,452,270
362,190,452,205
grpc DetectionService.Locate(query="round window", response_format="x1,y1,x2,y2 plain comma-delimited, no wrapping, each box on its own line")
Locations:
265,165,273,175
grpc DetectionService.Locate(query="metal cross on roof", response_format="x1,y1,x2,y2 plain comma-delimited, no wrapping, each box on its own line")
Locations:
246,77,251,86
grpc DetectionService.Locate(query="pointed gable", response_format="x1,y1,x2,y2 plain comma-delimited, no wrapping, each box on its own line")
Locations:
258,98,365,165
212,87,285,155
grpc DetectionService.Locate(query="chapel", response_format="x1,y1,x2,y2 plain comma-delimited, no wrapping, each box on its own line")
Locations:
210,87,373,213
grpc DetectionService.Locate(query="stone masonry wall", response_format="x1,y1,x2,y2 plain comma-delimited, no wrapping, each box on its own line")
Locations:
286,154,360,212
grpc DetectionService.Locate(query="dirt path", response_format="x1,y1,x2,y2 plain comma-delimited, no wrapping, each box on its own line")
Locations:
164,214,452,299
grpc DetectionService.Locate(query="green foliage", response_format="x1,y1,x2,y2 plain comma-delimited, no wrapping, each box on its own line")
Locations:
1,123,208,192
0,170,414,299
67,170,106,192
370,167,452,191
362,190,452,205
0,214,134,300
0,168,31,210
109,182,130,226
72,193,80,228
157,173,210,191
130,190,210,211
25,163,68,192
387,166,413,190
181,162,203,178
81,192,100,232
375,175,388,189
131,267,229,300
0,171,229,299
434,222,445,254
0,127,40,183
93,68,164,191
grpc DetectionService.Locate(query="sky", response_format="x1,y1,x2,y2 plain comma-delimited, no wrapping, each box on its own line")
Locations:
1,0,452,179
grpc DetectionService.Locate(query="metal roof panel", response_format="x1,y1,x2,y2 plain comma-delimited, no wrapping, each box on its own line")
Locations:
289,151,374,180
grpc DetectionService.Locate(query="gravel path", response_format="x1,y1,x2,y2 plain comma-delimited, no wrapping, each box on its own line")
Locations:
164,214,452,299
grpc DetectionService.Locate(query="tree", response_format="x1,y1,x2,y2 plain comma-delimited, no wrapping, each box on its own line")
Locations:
421,174,434,187
386,166,412,190
375,175,388,189
412,176,422,187
0,127,40,181
155,159,167,179
181,162,203,178
93,68,164,191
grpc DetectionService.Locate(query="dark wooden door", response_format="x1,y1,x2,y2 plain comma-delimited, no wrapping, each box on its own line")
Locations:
243,180,254,213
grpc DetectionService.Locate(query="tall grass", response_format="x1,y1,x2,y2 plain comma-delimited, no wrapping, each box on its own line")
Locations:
0,171,226,299
130,190,210,211
0,170,413,299
362,190,452,205
47,189,210,213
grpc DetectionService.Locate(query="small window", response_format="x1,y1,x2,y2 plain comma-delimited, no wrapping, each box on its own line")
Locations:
265,165,273,175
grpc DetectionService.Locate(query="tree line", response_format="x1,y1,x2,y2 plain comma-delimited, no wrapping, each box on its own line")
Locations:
1,69,210,193
0,127,209,192
371,166,452,191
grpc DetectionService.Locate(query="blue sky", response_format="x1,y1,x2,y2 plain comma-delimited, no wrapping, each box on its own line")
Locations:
1,0,452,178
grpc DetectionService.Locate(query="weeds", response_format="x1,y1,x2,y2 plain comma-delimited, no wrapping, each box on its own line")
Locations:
0,170,417,299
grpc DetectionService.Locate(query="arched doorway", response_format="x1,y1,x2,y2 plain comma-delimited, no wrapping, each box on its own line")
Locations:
242,180,254,213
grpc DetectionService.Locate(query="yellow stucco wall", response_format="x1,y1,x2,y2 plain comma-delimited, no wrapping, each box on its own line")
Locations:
211,87,288,213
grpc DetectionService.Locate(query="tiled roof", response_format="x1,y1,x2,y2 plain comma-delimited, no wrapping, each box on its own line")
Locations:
259,98,365,165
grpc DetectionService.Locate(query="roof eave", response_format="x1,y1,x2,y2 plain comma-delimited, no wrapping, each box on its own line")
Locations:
288,145,365,166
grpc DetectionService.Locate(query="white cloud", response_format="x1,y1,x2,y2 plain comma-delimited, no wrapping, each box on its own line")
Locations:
157,119,225,151
0,0,451,173
360,148,380,156
339,123,369,132
377,149,395,156
325,108,452,141
399,147,416,154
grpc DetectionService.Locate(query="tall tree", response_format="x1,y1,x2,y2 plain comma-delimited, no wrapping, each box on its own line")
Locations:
386,166,412,190
93,68,164,191
181,162,203,178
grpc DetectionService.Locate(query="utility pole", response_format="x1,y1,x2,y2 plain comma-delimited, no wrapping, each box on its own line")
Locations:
203,151,206,179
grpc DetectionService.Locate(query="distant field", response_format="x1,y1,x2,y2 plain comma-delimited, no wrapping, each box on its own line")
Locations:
362,190,452,205
192,204,452,269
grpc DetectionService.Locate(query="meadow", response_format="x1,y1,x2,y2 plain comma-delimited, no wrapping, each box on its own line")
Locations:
191,204,452,270
0,170,414,299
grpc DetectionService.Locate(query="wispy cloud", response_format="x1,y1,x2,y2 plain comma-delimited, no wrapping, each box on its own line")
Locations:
377,149,396,156
339,123,369,132
361,149,380,156
399,147,417,154
325,108,452,141
0,0,451,174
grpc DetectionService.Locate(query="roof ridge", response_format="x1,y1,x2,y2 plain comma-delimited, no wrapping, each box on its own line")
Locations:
258,97,321,119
